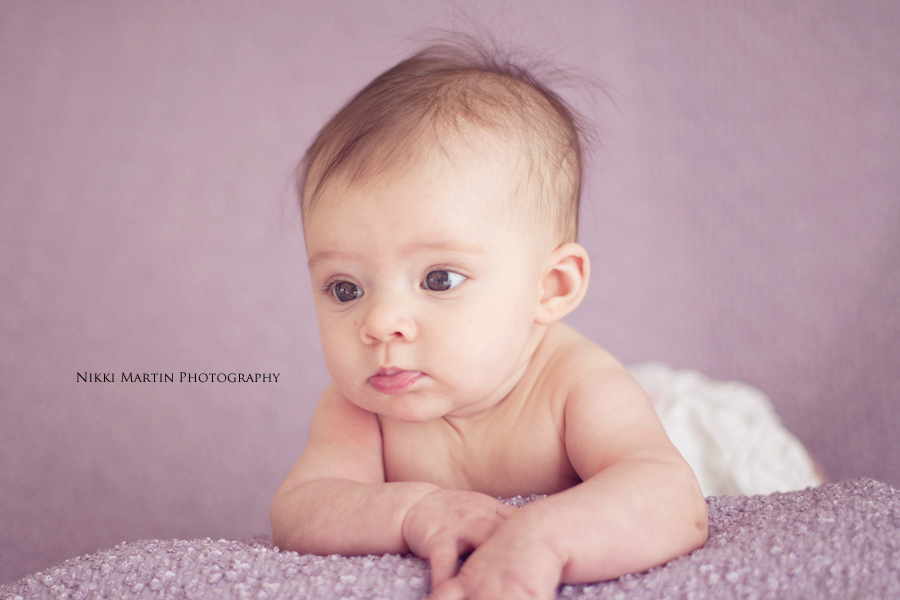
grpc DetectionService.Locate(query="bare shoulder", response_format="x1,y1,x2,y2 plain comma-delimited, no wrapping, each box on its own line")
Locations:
538,322,631,389
541,323,678,480
276,382,385,493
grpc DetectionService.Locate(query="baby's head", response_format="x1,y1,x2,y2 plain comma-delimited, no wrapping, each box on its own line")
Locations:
299,39,587,253
299,40,592,422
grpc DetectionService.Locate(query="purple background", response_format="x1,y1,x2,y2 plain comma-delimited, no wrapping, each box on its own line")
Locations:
2,0,898,585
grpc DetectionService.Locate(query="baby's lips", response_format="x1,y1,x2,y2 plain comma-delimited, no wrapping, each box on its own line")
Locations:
368,369,423,394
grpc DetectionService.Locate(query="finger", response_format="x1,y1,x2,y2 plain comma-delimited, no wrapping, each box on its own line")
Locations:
428,544,460,589
428,576,467,600
496,502,517,518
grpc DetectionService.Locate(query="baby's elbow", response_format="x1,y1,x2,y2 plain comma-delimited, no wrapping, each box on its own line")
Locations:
687,498,709,551
663,463,709,554
678,482,709,553
270,488,300,551
269,494,288,549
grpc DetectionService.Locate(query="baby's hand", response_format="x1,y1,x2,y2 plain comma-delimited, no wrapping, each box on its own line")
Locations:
401,489,516,588
427,514,564,600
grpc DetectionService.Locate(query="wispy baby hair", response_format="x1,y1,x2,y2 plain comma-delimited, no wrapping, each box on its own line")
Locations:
298,36,590,244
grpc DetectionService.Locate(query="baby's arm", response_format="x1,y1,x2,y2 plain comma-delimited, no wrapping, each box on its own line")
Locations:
271,383,432,554
271,383,511,575
433,368,708,599
545,368,708,581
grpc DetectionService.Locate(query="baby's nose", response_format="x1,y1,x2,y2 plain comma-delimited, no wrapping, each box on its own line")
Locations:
359,294,418,344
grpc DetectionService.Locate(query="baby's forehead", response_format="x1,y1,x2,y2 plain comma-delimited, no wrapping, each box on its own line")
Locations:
305,148,552,268
302,113,565,254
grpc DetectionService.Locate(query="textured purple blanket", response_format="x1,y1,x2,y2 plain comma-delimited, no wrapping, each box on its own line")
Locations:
3,479,898,599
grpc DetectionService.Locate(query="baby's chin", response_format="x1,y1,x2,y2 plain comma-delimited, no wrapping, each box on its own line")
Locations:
345,386,458,423
340,375,512,423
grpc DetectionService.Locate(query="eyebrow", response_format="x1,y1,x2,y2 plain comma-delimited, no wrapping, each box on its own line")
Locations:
307,239,490,270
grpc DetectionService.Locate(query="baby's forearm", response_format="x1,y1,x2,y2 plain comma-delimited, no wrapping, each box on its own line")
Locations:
270,478,439,555
513,459,708,583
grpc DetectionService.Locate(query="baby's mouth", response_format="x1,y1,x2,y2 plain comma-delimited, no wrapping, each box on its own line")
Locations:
368,368,424,395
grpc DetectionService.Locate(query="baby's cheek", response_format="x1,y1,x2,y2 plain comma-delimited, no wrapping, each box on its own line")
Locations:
449,320,514,373
321,338,358,382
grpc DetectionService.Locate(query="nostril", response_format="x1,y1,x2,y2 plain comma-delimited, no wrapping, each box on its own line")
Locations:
358,299,416,343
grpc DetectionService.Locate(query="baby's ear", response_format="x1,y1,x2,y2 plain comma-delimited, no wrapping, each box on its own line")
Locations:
535,242,590,325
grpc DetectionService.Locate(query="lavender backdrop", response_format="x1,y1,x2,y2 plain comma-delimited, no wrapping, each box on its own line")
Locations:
1,0,898,585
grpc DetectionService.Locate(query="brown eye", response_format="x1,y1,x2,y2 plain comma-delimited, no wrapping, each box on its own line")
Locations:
332,281,363,302
424,270,466,291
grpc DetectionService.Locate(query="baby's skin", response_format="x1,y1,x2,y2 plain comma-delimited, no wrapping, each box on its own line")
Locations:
272,139,708,600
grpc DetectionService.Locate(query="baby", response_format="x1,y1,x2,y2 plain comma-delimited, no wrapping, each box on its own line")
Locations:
271,41,708,600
